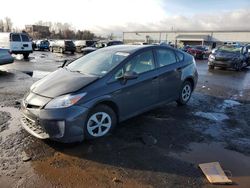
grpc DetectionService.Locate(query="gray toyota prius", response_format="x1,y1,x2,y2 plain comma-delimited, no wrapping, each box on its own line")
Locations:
21,45,198,143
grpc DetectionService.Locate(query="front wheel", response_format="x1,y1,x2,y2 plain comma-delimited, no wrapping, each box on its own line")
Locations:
176,81,192,106
85,105,117,139
234,61,243,71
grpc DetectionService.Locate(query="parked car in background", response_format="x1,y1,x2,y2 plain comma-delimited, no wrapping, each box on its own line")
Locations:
0,32,33,59
208,45,250,71
180,45,192,52
81,40,123,55
21,45,198,143
0,48,14,65
74,40,96,53
187,45,210,59
133,42,148,45
50,40,76,54
35,40,50,51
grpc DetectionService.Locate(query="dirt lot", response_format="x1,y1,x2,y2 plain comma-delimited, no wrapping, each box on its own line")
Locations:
0,52,250,188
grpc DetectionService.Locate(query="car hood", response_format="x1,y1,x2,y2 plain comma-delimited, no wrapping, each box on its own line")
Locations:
214,51,240,60
31,68,99,98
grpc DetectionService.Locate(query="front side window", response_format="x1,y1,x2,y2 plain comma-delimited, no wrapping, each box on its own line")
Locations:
156,49,177,67
113,50,156,80
124,50,155,74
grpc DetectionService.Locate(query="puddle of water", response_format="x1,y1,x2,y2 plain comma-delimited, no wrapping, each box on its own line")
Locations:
0,107,21,141
170,142,250,187
194,111,229,121
219,99,241,111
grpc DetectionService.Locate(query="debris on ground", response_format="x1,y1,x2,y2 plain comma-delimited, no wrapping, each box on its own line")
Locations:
199,162,232,184
112,177,122,183
21,151,31,162
141,134,157,146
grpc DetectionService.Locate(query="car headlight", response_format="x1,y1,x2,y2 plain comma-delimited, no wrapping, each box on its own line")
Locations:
209,54,215,60
45,93,87,109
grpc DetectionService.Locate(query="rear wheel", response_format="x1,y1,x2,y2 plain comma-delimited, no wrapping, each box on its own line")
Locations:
176,81,192,106
60,48,64,54
201,54,205,60
85,105,117,139
23,53,29,59
208,65,215,70
71,51,75,54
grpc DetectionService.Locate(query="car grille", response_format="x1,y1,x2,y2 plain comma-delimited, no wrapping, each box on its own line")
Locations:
21,115,49,139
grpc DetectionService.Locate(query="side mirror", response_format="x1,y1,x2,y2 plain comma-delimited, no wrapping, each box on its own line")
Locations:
123,71,138,80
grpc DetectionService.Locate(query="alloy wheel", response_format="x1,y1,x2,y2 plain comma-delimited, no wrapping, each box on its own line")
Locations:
182,84,191,102
87,112,112,137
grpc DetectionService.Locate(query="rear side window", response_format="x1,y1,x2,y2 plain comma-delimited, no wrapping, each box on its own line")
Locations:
21,34,30,42
176,51,184,62
156,49,177,67
11,34,21,42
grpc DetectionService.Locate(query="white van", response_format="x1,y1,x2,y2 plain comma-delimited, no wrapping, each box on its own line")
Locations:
0,32,33,59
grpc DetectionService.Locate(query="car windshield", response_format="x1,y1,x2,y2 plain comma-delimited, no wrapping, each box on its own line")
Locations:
67,48,130,77
217,46,242,53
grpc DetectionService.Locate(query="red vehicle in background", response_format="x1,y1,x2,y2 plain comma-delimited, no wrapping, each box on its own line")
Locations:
187,45,210,59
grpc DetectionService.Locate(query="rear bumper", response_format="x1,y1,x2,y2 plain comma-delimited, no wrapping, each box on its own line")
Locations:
21,102,89,143
11,50,33,55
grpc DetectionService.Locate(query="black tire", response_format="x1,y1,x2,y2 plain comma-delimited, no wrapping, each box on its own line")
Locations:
208,65,214,70
60,48,64,54
23,53,29,59
71,51,75,55
84,105,117,139
201,54,205,60
234,61,243,71
176,81,193,106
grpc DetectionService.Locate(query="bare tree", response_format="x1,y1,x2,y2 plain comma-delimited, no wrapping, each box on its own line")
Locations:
0,19,4,32
4,17,12,32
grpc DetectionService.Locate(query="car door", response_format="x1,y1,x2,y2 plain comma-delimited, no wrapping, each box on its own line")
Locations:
10,33,22,52
154,47,183,102
20,34,32,52
110,50,159,120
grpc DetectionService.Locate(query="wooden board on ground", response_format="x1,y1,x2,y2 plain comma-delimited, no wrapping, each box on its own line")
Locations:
199,162,232,184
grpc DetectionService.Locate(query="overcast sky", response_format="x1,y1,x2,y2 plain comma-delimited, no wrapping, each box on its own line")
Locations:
1,0,250,34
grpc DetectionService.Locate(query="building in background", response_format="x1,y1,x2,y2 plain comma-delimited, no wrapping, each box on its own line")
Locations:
25,25,50,39
123,30,250,48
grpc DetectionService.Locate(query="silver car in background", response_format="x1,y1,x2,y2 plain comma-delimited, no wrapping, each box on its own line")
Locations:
0,48,14,65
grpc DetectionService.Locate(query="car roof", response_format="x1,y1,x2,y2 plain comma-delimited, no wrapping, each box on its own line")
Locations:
102,44,158,54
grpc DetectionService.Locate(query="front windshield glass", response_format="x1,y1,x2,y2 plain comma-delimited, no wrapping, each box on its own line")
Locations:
217,46,242,53
67,48,130,77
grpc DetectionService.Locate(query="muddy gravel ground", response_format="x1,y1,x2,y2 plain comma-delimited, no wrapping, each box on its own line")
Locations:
0,52,250,188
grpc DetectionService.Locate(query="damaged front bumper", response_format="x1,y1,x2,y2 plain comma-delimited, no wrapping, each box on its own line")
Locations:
20,93,89,143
